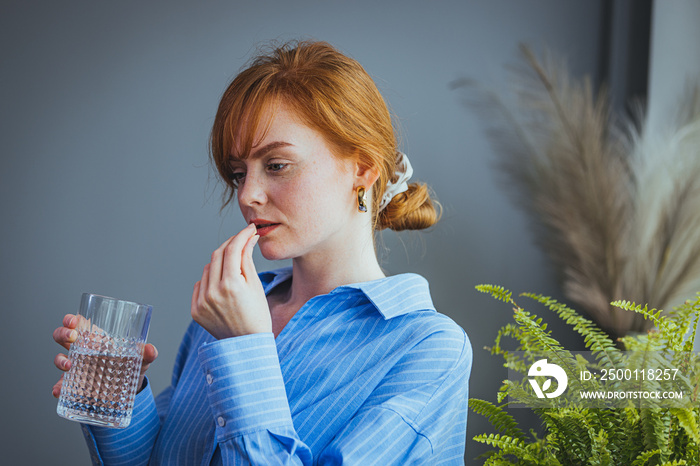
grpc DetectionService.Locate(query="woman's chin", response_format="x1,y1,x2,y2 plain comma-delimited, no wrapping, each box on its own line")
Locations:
258,244,292,262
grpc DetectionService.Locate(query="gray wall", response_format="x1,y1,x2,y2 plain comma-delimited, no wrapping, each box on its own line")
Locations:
1,1,605,464
648,0,700,136
648,2,700,353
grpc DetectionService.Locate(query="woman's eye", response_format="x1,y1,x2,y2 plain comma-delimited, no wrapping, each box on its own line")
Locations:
229,172,246,184
267,162,287,172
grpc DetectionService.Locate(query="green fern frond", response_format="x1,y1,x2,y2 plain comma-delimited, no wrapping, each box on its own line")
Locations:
619,331,664,352
587,409,628,457
469,398,526,441
611,300,663,324
510,309,582,391
640,408,661,455
631,449,659,466
496,381,510,404
588,429,613,466
473,433,538,462
473,284,700,465
477,284,514,303
511,309,563,354
523,293,623,371
612,300,688,351
492,323,522,356
540,408,598,462
483,451,517,466
641,408,673,463
500,379,544,407
665,296,700,352
682,294,700,352
491,323,532,374
521,434,561,465
670,408,700,445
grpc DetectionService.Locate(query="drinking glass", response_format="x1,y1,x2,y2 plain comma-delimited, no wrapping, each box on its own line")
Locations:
57,293,152,428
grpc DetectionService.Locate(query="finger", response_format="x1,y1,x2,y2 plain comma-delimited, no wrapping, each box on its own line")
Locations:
199,264,211,306
208,237,234,291
63,314,78,328
54,353,71,372
222,224,257,280
240,234,259,280
64,313,89,330
142,343,158,365
53,326,79,351
52,374,65,398
191,280,201,318
138,344,157,384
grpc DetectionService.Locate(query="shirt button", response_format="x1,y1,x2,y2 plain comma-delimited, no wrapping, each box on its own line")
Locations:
217,416,226,427
206,374,213,385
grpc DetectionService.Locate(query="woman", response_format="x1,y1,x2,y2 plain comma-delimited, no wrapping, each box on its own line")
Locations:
52,40,472,465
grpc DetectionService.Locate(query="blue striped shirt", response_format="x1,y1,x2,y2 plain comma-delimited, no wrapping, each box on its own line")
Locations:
81,267,472,464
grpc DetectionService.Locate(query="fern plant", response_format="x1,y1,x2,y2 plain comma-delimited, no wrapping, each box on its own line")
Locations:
471,284,700,465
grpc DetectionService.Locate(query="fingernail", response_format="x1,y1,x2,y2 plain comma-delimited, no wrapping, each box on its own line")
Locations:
252,235,260,246
68,330,78,341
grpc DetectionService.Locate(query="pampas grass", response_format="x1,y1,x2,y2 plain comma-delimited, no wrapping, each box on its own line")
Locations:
624,97,700,325
456,45,700,338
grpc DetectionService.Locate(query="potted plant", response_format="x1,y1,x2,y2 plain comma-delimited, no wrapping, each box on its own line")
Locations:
470,284,700,465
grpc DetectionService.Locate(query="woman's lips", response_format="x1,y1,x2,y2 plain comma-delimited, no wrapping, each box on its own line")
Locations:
254,223,280,236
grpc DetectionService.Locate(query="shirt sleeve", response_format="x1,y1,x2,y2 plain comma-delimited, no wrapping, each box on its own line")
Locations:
81,322,195,465
81,377,162,466
197,332,314,465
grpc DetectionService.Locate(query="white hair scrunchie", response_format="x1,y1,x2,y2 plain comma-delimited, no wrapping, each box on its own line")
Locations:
378,151,413,212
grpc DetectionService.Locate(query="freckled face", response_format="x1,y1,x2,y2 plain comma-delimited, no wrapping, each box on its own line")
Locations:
230,103,358,261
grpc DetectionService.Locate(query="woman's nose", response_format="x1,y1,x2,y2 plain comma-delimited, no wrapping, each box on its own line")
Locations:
237,171,267,206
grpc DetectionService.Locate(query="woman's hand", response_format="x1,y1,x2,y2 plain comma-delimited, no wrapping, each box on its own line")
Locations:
52,314,158,398
191,223,271,340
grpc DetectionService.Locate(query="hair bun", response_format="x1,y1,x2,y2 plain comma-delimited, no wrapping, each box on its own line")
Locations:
376,182,441,231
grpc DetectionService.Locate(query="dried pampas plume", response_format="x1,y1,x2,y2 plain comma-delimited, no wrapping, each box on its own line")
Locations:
624,93,700,322
454,44,700,339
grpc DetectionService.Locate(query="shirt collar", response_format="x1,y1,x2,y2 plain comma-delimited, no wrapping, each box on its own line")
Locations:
259,266,435,319
259,266,293,293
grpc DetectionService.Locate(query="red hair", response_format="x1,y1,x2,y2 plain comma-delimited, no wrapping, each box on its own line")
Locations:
210,40,439,231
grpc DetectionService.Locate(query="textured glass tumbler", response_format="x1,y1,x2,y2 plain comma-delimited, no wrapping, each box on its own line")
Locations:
57,293,152,428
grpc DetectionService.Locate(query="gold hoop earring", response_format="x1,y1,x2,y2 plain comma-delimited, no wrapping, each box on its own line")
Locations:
357,186,368,212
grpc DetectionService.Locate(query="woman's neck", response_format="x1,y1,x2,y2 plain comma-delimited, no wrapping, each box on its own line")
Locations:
286,231,384,308
267,234,384,337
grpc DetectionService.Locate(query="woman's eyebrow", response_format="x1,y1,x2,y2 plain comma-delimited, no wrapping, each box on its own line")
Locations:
250,141,293,159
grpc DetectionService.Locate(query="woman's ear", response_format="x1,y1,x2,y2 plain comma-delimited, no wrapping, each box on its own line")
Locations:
354,162,380,189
